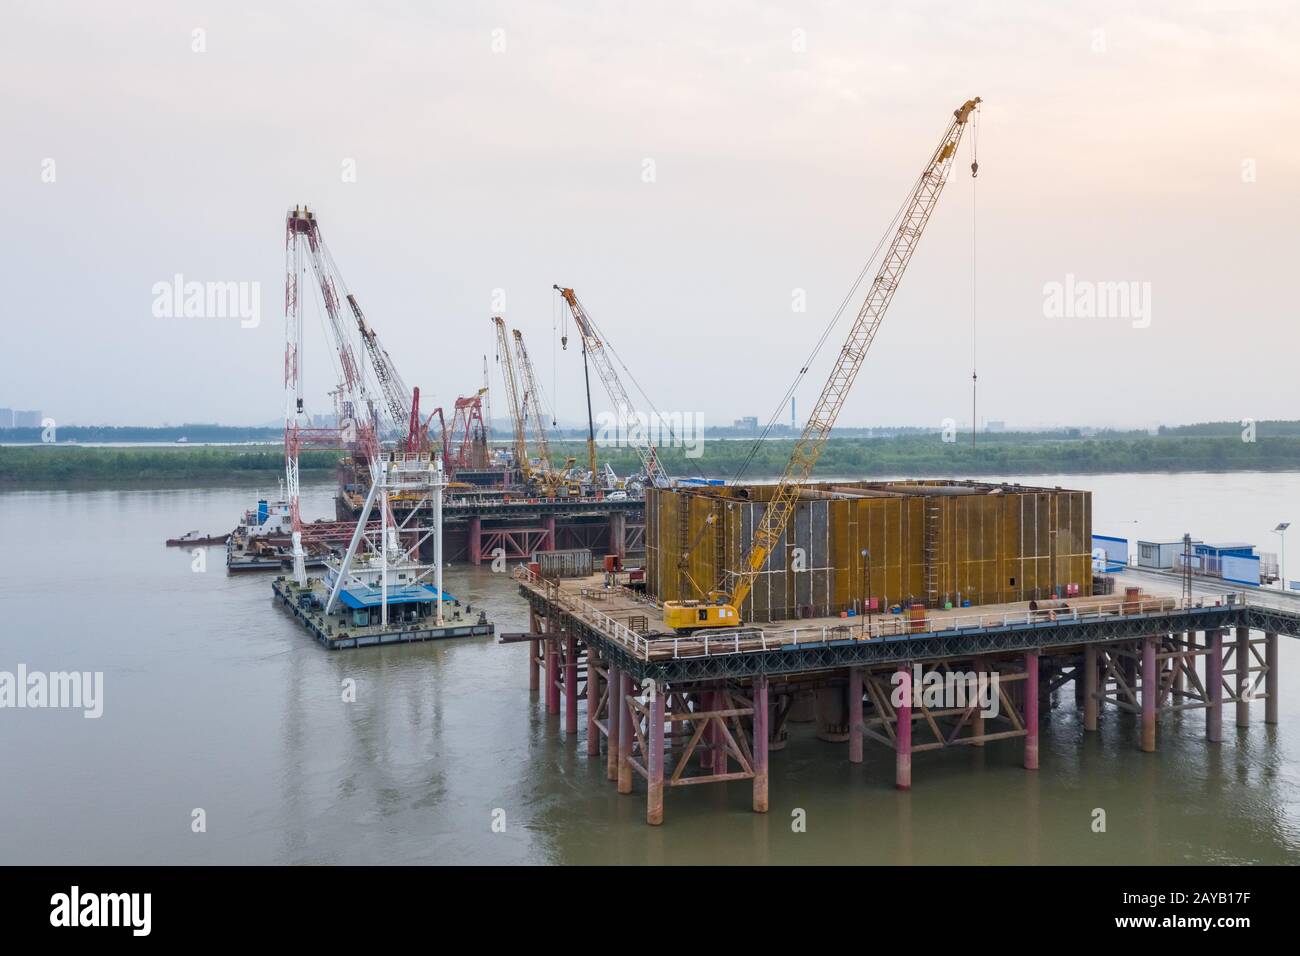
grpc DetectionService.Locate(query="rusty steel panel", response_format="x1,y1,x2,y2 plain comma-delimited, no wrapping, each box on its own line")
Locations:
646,480,1092,620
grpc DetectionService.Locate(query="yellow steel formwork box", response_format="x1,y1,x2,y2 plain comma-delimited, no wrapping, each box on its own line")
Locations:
645,480,1092,623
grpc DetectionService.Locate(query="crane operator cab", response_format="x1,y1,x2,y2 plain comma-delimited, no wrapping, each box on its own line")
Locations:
663,597,741,634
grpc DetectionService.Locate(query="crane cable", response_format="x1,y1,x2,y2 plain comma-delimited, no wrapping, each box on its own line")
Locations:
573,294,688,466
970,104,979,447
728,160,931,486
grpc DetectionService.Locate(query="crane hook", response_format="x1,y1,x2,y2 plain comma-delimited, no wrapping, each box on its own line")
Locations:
971,160,979,178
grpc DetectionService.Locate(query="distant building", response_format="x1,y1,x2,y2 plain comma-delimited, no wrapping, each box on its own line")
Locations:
1092,534,1128,572
985,420,1006,433
0,408,40,428
1137,539,1200,570
1176,542,1265,586
733,416,758,431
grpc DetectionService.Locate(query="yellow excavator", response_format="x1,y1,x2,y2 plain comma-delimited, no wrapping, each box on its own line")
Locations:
663,97,981,633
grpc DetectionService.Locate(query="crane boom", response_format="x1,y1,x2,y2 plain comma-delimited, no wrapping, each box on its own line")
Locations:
553,286,669,488
346,293,412,435
666,97,980,630
491,316,530,483
512,329,554,480
284,206,381,552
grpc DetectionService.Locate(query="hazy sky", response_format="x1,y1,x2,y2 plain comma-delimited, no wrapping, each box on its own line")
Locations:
2,1,1296,430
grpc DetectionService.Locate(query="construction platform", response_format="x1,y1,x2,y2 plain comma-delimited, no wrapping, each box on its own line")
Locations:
273,576,494,650
509,566,1299,825
335,491,645,565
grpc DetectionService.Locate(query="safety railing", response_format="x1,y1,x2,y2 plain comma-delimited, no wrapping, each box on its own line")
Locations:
516,563,1252,662
515,564,653,658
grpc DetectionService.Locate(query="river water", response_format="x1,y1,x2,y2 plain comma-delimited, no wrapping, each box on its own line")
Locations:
1,472,1297,864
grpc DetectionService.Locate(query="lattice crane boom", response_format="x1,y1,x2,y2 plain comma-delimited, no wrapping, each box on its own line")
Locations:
346,293,412,436
284,206,380,545
553,286,669,489
723,97,980,616
511,328,554,481
492,316,530,482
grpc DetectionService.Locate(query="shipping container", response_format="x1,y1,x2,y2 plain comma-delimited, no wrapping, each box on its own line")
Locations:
534,548,595,579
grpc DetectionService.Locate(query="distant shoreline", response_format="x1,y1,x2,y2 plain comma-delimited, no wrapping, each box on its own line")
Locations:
3,436,1299,488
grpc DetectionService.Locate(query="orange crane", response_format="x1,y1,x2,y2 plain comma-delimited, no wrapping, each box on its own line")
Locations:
663,97,982,631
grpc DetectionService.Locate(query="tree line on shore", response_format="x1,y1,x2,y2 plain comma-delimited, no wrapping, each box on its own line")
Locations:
4,433,1300,483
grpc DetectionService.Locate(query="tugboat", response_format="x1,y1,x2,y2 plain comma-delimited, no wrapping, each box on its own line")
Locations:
226,497,296,571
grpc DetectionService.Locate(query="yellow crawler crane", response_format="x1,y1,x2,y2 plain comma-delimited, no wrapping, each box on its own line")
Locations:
663,97,982,633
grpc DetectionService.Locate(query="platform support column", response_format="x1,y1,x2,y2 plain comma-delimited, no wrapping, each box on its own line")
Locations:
1236,626,1251,728
1265,632,1279,725
753,675,769,813
896,665,912,790
545,637,560,716
565,633,579,736
1173,632,1186,696
1141,636,1156,753
607,664,621,780
528,608,540,693
712,688,728,773
647,689,665,825
609,511,626,559
971,656,987,745
1206,629,1223,743
1024,650,1039,770
1084,644,1098,732
848,667,863,764
542,515,557,552
586,646,600,756
617,672,633,794
468,515,482,565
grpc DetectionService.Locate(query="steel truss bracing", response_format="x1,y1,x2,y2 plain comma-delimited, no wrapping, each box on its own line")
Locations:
555,522,608,553
1079,630,1273,721
860,661,1027,752
479,526,553,560
521,587,1287,822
